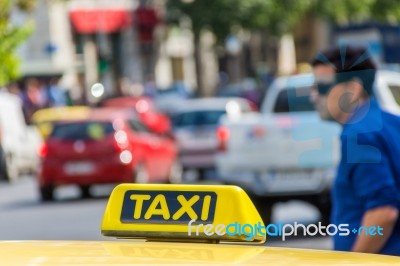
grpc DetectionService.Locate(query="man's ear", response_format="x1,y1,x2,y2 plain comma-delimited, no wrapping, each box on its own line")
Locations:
347,80,365,100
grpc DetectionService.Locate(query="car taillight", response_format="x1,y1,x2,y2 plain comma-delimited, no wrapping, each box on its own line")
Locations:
119,150,133,164
114,130,129,151
249,126,266,139
37,143,48,158
217,127,230,152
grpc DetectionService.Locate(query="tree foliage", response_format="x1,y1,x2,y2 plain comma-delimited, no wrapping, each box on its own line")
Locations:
0,0,35,86
167,0,400,42
167,0,244,42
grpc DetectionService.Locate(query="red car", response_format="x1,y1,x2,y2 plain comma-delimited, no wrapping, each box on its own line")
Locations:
37,108,182,201
100,96,171,135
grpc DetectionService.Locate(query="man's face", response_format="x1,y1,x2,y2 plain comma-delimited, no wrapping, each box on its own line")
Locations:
311,65,360,123
311,65,335,120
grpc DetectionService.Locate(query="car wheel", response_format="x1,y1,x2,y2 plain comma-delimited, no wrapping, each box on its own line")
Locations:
40,185,54,202
80,185,91,199
134,163,149,184
3,153,19,182
317,196,331,226
182,168,200,183
251,196,273,225
168,160,183,184
0,148,7,181
197,169,206,181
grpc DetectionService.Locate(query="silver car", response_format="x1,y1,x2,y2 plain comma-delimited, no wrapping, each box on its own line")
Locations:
171,97,254,181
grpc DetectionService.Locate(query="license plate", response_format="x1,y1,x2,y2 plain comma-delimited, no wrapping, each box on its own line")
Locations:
261,170,323,193
190,130,214,140
194,133,211,138
64,161,95,175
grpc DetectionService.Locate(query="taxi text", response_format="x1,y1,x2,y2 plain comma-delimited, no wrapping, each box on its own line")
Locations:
120,191,217,223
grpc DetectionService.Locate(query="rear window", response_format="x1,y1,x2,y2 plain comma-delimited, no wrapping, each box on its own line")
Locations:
51,121,115,140
172,110,226,127
128,120,150,133
388,85,400,106
273,87,315,113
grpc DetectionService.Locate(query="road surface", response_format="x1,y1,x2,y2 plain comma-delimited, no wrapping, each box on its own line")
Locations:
0,177,332,250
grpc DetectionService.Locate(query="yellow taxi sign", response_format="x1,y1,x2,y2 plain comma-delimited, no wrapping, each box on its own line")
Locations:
101,184,265,243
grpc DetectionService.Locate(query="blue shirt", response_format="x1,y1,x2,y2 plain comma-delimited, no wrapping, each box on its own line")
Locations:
332,98,400,255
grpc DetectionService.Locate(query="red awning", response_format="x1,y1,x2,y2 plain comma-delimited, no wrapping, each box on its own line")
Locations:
69,9,132,34
135,7,160,42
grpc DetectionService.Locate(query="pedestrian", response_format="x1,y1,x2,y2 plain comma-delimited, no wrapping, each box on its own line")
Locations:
310,45,400,255
47,77,66,107
143,74,158,98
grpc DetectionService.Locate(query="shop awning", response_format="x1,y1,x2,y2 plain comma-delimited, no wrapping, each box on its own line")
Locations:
69,9,132,34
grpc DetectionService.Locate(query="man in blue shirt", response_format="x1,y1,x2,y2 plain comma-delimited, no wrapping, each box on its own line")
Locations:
310,45,400,255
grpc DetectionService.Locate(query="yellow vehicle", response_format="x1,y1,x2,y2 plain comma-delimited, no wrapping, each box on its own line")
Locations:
1,184,399,265
31,106,91,139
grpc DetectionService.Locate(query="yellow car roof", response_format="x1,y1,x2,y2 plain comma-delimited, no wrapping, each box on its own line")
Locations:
31,106,91,123
1,241,399,265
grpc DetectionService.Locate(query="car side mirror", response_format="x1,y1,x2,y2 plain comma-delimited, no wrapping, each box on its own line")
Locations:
143,113,172,136
163,131,175,141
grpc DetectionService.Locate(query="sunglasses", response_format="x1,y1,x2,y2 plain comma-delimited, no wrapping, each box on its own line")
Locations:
315,81,337,95
315,74,352,95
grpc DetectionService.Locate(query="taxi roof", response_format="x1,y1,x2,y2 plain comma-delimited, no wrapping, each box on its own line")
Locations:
31,106,91,123
1,240,399,265
50,108,139,124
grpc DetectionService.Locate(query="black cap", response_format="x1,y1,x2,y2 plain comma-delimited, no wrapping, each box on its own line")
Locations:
311,45,376,95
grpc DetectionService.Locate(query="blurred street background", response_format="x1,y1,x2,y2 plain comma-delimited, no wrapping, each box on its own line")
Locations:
2,0,400,250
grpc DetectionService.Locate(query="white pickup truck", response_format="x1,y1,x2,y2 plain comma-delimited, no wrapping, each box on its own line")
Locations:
216,71,400,224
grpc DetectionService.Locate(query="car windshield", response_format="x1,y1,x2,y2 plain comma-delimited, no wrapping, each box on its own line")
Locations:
50,121,115,140
172,110,226,127
273,87,315,113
